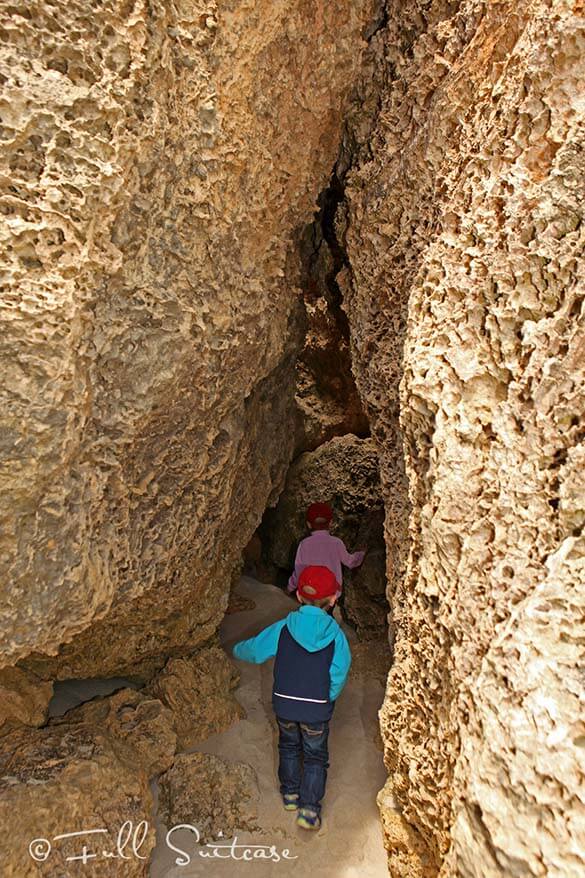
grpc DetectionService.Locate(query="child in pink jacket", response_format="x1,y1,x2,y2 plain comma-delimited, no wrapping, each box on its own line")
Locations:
287,502,365,598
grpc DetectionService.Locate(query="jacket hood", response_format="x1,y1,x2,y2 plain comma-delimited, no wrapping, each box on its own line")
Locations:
285,605,339,652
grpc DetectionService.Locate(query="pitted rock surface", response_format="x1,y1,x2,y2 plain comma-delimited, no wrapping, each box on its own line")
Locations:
343,0,585,874
0,0,377,676
0,687,176,876
157,751,259,843
0,666,53,734
261,434,388,635
145,645,244,749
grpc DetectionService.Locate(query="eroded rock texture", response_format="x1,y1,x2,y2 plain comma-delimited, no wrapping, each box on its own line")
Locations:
0,688,176,876
0,666,53,734
0,0,377,676
343,0,585,875
145,644,243,749
261,434,389,637
294,200,370,454
158,752,259,842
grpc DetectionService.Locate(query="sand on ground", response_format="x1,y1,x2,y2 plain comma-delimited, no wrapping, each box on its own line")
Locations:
149,576,390,878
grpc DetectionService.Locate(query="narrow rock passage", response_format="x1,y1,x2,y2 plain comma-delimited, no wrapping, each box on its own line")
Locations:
150,576,388,878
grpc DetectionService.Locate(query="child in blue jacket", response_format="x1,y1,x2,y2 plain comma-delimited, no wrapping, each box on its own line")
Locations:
232,565,351,831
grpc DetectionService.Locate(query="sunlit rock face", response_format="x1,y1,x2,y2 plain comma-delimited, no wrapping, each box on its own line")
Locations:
343,0,585,875
2,0,584,873
0,688,177,876
158,752,259,844
0,0,377,676
145,645,244,749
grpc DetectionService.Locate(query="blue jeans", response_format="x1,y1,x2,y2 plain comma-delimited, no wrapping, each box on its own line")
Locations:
276,717,330,817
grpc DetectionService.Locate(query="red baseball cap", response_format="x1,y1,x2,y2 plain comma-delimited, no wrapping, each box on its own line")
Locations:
306,502,333,526
298,565,338,600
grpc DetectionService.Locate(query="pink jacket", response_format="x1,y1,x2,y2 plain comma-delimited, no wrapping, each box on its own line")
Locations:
287,530,365,595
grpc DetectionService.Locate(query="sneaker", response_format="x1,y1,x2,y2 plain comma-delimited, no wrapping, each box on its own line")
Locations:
283,793,299,811
296,808,321,830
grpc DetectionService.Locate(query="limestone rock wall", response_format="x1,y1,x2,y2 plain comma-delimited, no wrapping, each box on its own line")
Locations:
342,0,585,874
0,667,53,734
294,196,370,454
0,687,177,876
158,752,259,843
145,644,243,749
260,434,389,636
263,435,383,570
0,0,376,676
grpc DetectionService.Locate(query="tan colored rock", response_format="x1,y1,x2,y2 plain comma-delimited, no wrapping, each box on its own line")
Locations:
225,582,257,614
343,512,389,638
0,666,53,734
145,646,243,749
295,219,369,453
52,687,178,776
0,687,176,876
264,434,383,566
444,544,585,877
262,434,388,635
0,0,378,677
377,778,438,878
158,752,259,842
343,0,585,874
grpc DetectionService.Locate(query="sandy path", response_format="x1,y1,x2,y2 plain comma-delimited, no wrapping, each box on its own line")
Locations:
150,576,389,878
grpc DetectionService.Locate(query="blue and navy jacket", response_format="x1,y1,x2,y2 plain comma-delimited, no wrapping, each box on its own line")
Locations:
232,606,351,722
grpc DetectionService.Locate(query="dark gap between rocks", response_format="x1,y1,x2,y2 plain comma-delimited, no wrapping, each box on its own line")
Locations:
241,166,393,652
